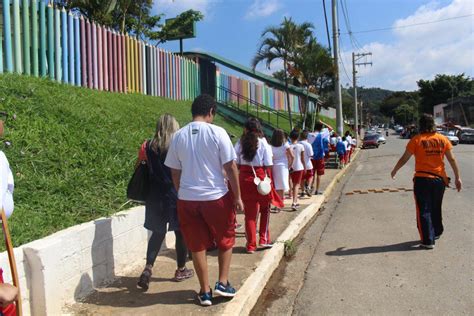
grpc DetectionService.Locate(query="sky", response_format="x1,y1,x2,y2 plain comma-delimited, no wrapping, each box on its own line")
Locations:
152,0,474,92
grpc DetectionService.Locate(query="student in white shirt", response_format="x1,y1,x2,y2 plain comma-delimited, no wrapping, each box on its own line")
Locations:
289,130,306,211
299,130,314,197
270,129,294,213
0,112,14,219
165,95,243,306
235,118,274,253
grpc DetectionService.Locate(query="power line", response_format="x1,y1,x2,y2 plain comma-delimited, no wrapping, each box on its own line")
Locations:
341,14,474,35
339,0,366,52
322,0,332,53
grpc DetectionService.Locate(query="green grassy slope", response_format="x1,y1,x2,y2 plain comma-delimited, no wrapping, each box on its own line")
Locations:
0,74,243,247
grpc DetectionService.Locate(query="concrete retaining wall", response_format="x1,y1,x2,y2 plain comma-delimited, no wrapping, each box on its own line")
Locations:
1,205,155,315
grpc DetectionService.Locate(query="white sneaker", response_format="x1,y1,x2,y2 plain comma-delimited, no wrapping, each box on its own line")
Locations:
420,243,435,249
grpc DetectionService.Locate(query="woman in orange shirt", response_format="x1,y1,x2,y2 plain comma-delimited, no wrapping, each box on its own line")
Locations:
391,114,462,249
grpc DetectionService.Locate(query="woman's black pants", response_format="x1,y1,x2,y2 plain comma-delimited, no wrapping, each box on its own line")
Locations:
413,177,445,245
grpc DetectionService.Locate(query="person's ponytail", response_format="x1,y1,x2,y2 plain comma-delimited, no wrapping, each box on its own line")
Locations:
241,118,262,162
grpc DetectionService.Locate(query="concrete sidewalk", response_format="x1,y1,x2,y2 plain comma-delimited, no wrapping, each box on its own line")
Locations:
67,153,357,316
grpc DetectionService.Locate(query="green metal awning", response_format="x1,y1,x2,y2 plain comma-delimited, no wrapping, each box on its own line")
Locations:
183,51,319,103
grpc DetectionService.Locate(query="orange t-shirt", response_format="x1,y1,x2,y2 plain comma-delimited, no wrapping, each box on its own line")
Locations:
406,132,452,179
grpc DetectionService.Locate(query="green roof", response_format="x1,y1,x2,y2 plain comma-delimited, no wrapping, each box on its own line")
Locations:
183,51,319,103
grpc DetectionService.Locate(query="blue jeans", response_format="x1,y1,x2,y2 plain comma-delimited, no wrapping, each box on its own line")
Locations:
413,177,445,245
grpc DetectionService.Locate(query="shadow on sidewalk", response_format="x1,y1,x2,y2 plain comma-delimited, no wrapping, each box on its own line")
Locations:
325,240,422,256
80,276,231,307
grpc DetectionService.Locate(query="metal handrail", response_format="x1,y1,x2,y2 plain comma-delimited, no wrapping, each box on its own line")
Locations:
216,85,292,131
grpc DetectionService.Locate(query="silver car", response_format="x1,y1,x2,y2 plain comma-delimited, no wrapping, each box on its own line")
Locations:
439,131,459,146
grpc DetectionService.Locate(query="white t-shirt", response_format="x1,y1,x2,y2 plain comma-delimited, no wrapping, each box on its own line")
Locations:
235,138,273,166
260,137,273,162
165,121,236,201
290,143,305,171
0,151,14,219
271,143,290,167
307,132,317,144
299,140,314,169
346,136,352,148
330,136,337,146
344,140,350,150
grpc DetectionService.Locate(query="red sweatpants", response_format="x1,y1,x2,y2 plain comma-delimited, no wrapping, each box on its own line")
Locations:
243,199,271,251
239,165,272,251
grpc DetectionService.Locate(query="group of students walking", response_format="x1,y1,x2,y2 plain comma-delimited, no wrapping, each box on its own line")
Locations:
134,94,337,306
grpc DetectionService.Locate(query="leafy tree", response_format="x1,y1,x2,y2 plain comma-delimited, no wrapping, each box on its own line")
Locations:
379,91,419,118
291,36,333,128
394,103,418,125
252,17,314,130
60,0,118,26
417,73,473,113
156,10,204,44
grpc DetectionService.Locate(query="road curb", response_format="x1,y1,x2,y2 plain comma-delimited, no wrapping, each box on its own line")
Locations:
222,149,361,316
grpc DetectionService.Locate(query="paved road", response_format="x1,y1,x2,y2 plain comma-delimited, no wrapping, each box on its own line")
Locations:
288,134,473,315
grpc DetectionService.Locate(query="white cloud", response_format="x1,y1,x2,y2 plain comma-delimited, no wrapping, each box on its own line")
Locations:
245,0,282,20
154,0,214,16
341,0,474,91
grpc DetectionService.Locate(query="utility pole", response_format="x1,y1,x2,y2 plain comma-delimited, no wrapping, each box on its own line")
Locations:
332,0,343,136
352,52,372,142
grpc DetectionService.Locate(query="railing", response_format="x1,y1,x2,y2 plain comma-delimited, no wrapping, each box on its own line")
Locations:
216,85,292,132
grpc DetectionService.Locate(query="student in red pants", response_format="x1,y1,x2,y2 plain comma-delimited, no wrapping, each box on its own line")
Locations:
234,118,273,254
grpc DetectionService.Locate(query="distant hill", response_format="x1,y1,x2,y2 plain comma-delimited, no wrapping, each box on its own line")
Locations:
346,87,395,104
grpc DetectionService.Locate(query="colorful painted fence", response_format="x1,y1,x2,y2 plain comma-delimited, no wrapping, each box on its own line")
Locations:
0,0,200,100
216,69,309,113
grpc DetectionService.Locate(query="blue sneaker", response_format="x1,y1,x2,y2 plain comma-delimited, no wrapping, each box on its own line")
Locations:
214,281,236,297
197,289,212,306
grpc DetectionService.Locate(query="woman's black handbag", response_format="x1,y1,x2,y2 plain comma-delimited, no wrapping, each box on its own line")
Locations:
127,143,150,203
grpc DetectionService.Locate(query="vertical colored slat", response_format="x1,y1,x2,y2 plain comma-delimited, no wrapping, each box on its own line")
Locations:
97,24,103,90
39,0,46,76
61,8,68,83
47,4,54,79
68,12,74,85
134,38,138,93
103,27,108,91
86,19,92,88
92,22,97,89
74,15,81,86
80,16,87,86
120,33,125,93
2,0,13,72
143,43,147,95
13,0,22,73
107,29,111,91
31,0,39,76
139,41,143,94
111,31,117,92
54,7,61,81
22,0,30,74
145,45,150,95
0,20,3,73
126,34,131,93
125,35,130,92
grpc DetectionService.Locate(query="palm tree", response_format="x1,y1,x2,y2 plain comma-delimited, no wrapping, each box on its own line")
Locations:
292,37,334,129
252,17,313,130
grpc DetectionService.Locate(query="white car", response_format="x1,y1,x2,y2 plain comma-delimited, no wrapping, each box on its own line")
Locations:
377,134,386,144
439,131,459,146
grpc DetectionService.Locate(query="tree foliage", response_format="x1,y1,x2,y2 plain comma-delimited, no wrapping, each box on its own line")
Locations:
417,73,473,113
59,1,203,43
252,17,314,129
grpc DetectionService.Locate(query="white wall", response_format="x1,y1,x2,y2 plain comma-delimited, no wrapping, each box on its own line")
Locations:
1,205,156,315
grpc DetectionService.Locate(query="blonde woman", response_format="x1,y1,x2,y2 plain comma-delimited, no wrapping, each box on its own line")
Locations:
137,114,194,291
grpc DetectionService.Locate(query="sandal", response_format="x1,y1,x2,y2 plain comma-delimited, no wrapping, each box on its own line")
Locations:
137,267,152,291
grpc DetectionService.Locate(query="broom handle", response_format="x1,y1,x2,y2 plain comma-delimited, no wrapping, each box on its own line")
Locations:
1,209,22,316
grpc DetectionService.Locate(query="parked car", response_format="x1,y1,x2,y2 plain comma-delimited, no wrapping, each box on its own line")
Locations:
362,134,379,149
377,134,386,144
439,131,459,146
458,128,474,144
